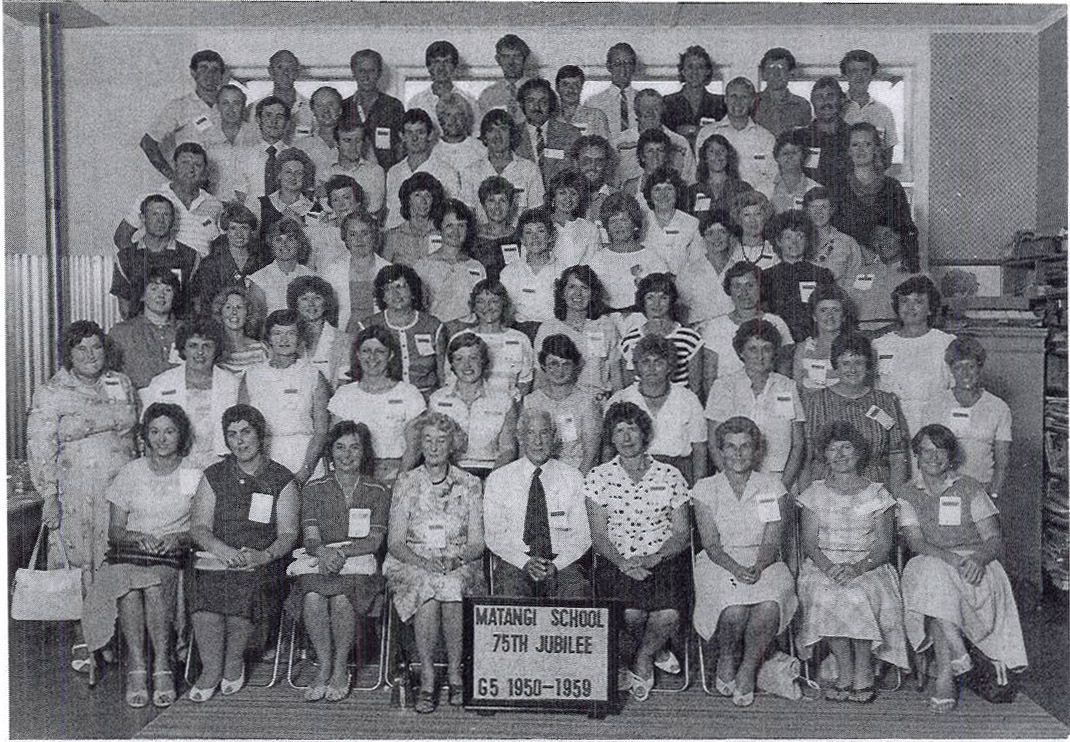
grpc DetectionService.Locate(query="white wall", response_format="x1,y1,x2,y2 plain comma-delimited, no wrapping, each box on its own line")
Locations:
44,23,930,257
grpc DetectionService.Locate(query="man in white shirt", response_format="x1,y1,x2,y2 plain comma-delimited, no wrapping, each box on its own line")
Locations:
383,109,461,228
306,174,365,271
840,49,898,168
205,84,263,197
586,42,639,145
616,89,696,186
295,86,345,183
248,49,314,140
321,118,386,217
231,96,291,202
141,49,227,180
695,77,777,197
484,409,592,598
478,34,531,124
115,142,222,257
406,40,480,135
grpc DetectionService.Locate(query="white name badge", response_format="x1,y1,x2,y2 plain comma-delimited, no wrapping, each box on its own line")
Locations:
853,273,875,291
693,195,711,212
348,508,372,538
193,115,213,132
428,234,443,253
549,509,570,531
586,331,608,357
468,267,484,278
753,153,767,161
295,125,312,137
865,404,895,430
375,127,392,149
248,491,274,524
179,469,201,496
774,393,795,417
575,123,589,134
793,196,805,209
938,495,962,526
102,377,127,402
799,281,817,303
699,117,718,127
545,148,565,160
560,415,579,441
805,147,821,169
501,243,520,264
756,495,780,524
948,408,972,431
806,359,828,385
414,333,436,356
427,522,447,549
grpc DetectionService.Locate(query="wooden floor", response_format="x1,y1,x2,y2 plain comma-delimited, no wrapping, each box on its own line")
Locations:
10,591,1070,740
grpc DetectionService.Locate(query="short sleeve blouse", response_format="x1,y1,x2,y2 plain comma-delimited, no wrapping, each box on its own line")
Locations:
583,457,690,558
105,458,200,536
797,480,894,563
692,471,785,553
328,381,427,458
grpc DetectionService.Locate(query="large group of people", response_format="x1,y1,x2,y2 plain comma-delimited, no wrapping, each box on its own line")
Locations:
26,34,1026,719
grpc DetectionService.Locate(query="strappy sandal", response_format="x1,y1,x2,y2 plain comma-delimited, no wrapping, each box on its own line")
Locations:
715,675,737,697
325,673,351,703
929,695,957,713
629,670,654,702
70,643,92,674
152,670,176,708
849,685,876,703
125,670,149,709
824,684,851,702
414,689,437,714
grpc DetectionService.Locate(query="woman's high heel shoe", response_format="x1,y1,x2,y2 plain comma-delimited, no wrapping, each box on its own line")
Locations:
188,682,218,703
220,665,246,696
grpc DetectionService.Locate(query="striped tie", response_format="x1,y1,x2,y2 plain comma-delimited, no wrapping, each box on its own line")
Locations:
620,89,630,130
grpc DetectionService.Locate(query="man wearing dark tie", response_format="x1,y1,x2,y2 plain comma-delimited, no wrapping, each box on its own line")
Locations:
514,78,581,190
586,42,640,146
484,409,592,598
234,96,291,202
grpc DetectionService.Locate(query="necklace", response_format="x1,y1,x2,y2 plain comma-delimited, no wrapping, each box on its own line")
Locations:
428,466,449,486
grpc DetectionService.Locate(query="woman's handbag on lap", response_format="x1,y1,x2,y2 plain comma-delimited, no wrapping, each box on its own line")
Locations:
11,524,83,621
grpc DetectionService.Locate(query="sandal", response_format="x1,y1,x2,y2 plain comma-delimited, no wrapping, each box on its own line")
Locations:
715,675,736,697
629,670,654,702
824,684,851,702
447,683,464,707
325,674,351,703
187,682,217,703
732,689,755,707
849,685,876,703
414,689,437,714
152,670,176,708
126,670,149,709
304,683,327,702
70,643,92,674
220,665,245,696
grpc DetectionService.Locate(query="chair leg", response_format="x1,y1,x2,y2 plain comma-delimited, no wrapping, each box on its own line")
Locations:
651,630,691,694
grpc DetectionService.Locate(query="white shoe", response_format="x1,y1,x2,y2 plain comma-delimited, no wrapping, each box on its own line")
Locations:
654,648,681,674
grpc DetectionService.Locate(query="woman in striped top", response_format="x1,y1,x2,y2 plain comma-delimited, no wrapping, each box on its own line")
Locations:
620,273,704,396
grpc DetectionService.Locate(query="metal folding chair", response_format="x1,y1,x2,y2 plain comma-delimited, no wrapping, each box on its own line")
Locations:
285,592,390,692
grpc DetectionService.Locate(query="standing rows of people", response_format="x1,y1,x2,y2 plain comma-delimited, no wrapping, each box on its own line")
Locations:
25,34,1021,719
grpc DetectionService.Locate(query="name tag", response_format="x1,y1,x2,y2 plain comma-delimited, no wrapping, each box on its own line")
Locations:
549,510,570,531
753,153,766,160
560,415,579,441
586,330,608,357
665,229,679,236
938,495,962,526
756,495,780,523
435,400,454,411
521,287,537,294
414,333,436,356
284,388,299,394
853,273,875,291
799,281,817,303
806,359,828,385
597,224,610,243
193,115,213,132
793,196,805,208
248,491,274,524
501,243,520,264
948,408,972,432
468,267,484,278
545,148,565,160
426,522,447,549
774,392,795,417
375,127,391,149
428,234,443,253
699,117,718,127
160,388,178,397
348,507,372,538
693,195,711,212
616,140,637,151
805,147,821,169
179,469,201,496
865,404,895,430
201,217,214,227
295,125,312,137
877,353,894,376
575,123,589,134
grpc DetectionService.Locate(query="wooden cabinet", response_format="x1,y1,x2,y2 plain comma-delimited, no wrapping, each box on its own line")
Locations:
961,325,1048,607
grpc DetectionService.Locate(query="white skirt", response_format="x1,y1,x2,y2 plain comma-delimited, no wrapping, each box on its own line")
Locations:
692,551,798,641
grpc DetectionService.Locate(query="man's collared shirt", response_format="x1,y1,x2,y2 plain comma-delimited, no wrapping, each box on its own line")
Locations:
695,118,777,196
123,183,222,257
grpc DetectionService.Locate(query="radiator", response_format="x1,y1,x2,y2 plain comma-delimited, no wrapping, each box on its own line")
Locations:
6,253,119,459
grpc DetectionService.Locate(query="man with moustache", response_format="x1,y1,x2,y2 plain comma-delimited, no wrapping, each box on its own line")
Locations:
484,409,592,598
786,76,853,197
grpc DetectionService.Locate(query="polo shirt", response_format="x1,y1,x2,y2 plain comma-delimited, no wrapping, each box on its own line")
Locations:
922,389,1011,486
383,148,461,229
428,384,514,469
147,91,225,149
107,315,180,390
323,158,387,214
586,246,671,311
478,78,529,124
122,183,222,257
499,252,563,323
412,256,486,323
460,156,545,222
110,239,199,314
641,209,702,274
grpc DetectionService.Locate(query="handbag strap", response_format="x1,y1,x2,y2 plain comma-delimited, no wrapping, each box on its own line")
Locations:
30,522,73,570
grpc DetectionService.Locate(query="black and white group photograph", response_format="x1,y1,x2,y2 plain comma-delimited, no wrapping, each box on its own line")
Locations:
3,1,1067,738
